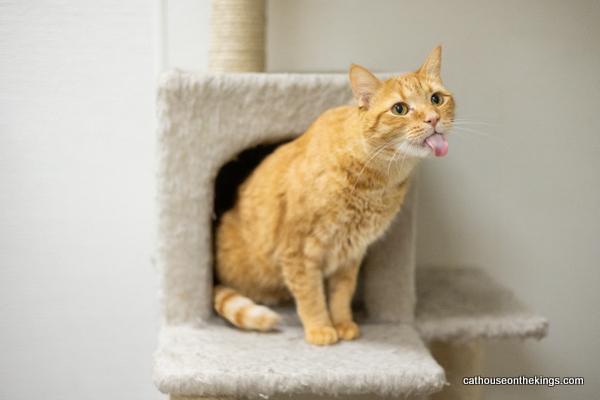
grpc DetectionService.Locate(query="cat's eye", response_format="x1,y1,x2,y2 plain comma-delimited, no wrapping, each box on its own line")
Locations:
431,92,444,105
391,102,409,115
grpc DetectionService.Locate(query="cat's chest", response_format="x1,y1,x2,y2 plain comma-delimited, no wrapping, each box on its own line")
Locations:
322,188,404,275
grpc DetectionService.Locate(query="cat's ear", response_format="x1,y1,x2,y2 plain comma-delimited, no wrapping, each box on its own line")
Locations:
349,64,382,109
418,45,442,79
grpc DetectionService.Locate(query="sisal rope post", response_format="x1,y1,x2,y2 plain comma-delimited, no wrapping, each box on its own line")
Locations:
208,0,266,72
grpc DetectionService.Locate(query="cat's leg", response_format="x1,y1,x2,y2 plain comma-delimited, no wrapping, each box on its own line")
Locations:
281,256,338,345
328,261,361,340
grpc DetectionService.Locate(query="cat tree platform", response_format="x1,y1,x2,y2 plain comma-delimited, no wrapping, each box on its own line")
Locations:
155,323,444,398
153,266,547,398
416,267,548,343
154,71,547,399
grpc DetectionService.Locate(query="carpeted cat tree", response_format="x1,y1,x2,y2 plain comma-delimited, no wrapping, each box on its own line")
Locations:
153,1,548,399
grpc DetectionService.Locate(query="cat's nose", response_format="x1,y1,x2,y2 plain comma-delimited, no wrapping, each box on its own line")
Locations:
425,114,439,127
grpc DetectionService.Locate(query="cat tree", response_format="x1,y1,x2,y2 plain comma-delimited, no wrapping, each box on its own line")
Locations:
153,1,547,399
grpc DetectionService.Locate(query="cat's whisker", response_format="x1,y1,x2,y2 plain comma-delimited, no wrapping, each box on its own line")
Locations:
390,149,410,179
450,126,495,138
450,123,497,132
451,115,497,122
386,149,401,177
450,119,496,126
449,123,497,131
447,125,489,133
350,137,402,195
449,128,514,151
399,151,409,173
450,122,495,127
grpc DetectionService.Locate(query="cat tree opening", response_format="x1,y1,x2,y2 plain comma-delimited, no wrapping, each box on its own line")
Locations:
213,140,290,225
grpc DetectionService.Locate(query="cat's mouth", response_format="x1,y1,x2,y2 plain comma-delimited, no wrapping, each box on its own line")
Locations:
423,132,448,157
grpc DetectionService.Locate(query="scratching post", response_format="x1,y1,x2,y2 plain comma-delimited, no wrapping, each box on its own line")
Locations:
208,0,266,72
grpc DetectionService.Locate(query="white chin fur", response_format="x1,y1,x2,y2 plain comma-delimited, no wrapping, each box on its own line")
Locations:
396,141,431,158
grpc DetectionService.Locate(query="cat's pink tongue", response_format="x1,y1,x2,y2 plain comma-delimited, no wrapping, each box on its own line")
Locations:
425,133,448,157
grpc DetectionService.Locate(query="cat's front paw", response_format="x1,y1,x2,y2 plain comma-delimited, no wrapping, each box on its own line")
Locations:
335,321,360,340
305,326,339,345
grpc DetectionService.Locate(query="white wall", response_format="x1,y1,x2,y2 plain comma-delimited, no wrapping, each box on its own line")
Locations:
1,0,599,399
0,1,161,399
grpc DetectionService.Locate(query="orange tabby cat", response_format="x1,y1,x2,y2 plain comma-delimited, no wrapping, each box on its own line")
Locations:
215,46,454,345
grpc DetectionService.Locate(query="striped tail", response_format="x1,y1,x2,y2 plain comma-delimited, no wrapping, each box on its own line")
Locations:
213,285,280,331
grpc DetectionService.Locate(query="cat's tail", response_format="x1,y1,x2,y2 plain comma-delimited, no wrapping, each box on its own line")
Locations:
213,285,280,331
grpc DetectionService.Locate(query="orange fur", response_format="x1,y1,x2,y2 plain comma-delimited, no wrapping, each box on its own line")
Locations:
214,285,280,331
215,46,455,345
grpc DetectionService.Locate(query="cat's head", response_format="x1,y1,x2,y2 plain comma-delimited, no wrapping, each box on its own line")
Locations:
349,46,455,158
